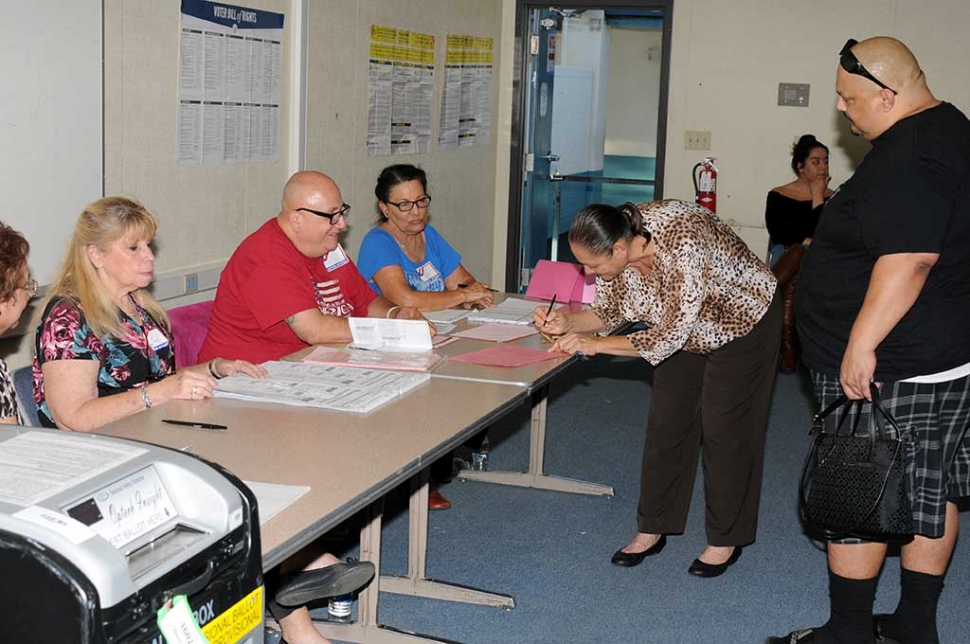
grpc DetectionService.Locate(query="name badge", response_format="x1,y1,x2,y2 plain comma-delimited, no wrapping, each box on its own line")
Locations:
146,328,170,351
323,244,350,271
416,261,440,283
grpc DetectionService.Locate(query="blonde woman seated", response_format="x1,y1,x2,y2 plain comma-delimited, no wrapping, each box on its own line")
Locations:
32,197,265,429
32,197,374,644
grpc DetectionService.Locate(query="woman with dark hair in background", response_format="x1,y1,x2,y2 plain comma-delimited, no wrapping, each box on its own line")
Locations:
765,134,834,372
535,200,780,577
358,164,493,510
0,222,34,424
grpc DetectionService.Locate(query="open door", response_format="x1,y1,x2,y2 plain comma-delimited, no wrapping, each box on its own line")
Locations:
507,3,672,292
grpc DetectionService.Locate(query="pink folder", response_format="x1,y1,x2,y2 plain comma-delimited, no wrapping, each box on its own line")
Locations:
525,259,596,303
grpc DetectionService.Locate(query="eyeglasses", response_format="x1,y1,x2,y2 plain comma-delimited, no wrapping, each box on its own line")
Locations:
297,204,351,224
839,39,897,95
388,196,431,212
18,278,37,299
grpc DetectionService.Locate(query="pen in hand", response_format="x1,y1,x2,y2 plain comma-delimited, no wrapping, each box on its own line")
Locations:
162,419,228,431
543,294,558,328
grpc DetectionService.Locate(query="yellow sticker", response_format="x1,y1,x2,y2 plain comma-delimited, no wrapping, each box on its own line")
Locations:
200,586,263,644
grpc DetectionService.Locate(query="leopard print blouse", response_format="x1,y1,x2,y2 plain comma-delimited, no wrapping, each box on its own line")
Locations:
589,200,777,365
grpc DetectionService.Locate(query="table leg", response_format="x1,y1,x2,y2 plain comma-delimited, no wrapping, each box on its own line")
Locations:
379,471,515,609
457,386,614,497
313,500,461,644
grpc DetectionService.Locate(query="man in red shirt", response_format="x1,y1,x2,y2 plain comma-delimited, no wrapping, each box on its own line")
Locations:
200,170,424,364
199,171,426,644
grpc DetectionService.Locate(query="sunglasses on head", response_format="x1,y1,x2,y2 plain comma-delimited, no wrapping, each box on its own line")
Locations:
839,39,897,95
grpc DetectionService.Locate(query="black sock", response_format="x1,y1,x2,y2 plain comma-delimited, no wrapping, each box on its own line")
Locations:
815,569,878,644
880,568,944,644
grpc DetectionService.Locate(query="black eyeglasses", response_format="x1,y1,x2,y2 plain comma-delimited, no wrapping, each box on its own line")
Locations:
297,204,351,224
839,39,897,95
388,196,431,212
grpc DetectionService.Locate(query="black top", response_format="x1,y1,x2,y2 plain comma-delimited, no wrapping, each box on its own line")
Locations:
796,102,970,380
764,191,823,247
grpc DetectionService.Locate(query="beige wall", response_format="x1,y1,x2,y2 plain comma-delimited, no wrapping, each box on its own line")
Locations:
661,0,970,252
304,0,504,282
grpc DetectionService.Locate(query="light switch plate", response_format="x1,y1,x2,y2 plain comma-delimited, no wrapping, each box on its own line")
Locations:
684,130,711,150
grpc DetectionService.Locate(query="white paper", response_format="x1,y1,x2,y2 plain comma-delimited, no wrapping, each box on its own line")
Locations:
178,6,283,165
0,431,146,506
349,318,433,352
243,480,310,525
216,361,430,414
423,309,471,324
467,298,540,325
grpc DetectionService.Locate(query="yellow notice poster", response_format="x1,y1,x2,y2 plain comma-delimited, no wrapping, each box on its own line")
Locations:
438,34,493,150
367,24,436,156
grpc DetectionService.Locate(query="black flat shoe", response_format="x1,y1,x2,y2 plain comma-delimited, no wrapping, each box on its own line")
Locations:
610,534,666,567
275,560,376,606
764,628,818,643
687,546,742,578
872,614,902,644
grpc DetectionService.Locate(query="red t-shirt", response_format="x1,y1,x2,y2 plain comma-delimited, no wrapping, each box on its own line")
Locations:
199,218,377,364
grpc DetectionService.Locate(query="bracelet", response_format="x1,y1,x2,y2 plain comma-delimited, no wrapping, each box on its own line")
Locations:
141,386,153,409
208,359,224,380
386,306,401,319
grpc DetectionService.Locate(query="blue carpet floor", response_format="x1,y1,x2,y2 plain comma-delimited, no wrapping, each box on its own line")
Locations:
324,357,970,643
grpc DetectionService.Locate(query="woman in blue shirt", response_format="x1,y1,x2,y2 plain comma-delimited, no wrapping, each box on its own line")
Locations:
359,164,492,510
358,164,494,309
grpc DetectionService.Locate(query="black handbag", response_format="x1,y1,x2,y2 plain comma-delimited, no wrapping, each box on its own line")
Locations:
798,384,914,540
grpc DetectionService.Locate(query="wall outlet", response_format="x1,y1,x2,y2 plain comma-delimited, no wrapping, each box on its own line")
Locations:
184,273,199,293
685,130,711,150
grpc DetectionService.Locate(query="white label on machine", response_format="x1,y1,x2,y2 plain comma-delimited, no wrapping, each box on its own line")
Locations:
14,505,97,544
68,465,179,549
0,431,147,506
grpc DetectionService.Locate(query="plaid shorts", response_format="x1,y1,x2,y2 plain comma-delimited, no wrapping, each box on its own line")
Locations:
811,371,970,540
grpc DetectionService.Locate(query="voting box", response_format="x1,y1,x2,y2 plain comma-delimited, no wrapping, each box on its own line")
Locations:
0,428,263,644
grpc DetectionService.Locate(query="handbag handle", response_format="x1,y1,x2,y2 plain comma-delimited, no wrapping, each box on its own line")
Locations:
812,382,901,443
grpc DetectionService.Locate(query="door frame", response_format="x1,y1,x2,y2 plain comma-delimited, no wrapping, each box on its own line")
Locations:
504,0,674,292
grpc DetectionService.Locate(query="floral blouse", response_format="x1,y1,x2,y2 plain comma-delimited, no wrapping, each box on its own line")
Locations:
590,200,777,366
33,297,175,428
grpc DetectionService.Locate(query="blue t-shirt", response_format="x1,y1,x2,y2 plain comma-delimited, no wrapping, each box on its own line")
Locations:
357,225,461,295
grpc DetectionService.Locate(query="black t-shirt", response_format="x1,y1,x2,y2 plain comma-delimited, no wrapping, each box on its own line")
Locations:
796,102,970,380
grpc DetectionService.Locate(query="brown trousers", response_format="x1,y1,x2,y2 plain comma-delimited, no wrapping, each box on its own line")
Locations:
636,292,782,546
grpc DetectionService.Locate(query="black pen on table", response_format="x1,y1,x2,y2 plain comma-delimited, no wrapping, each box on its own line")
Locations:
162,419,228,431
458,282,499,293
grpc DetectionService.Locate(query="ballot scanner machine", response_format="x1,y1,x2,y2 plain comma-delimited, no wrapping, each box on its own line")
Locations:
0,428,263,644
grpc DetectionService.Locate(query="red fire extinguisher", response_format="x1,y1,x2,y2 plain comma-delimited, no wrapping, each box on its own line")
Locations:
692,157,718,213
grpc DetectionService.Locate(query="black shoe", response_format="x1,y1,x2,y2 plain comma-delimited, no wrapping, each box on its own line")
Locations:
610,534,666,567
687,546,742,578
872,614,902,644
275,560,376,607
765,628,819,643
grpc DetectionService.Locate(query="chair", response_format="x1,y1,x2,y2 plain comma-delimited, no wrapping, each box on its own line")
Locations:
13,366,40,427
167,300,214,367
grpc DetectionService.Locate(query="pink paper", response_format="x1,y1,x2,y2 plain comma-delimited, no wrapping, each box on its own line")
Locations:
448,345,566,368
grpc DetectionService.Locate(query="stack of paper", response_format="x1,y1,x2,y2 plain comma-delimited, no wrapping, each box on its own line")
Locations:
467,298,540,325
302,346,443,372
215,361,430,414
